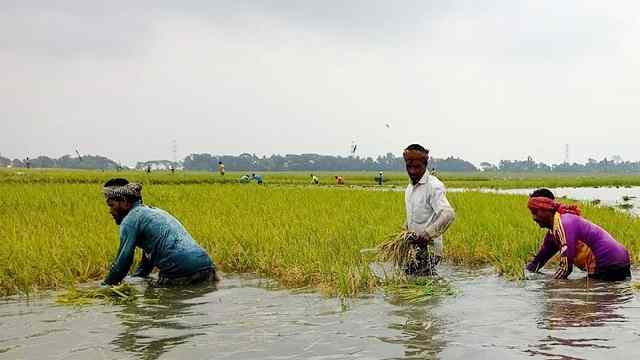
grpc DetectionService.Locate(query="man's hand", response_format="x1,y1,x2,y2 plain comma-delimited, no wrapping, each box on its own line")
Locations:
414,231,431,247
525,261,539,273
405,231,419,245
406,231,430,247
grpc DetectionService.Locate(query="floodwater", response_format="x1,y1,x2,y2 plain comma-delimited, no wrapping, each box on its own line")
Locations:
1,267,638,360
468,186,640,216
2,186,640,360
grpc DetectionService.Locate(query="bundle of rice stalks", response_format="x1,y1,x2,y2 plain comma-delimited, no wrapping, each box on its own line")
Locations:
384,278,455,304
57,283,139,305
376,231,418,269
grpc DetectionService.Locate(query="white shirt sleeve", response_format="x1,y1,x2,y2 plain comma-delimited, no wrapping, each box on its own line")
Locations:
422,180,455,240
429,181,454,214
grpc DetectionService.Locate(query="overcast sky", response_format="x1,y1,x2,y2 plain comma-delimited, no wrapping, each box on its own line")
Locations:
2,1,640,166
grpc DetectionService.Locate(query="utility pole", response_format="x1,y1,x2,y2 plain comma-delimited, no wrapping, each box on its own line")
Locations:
564,144,569,164
172,140,177,164
171,139,178,173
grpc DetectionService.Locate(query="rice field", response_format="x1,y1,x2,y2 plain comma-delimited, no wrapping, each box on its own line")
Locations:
4,168,640,189
1,170,639,298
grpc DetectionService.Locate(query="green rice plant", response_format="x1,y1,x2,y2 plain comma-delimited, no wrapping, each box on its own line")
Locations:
0,182,404,297
5,168,640,189
384,278,455,304
56,283,138,305
1,172,639,298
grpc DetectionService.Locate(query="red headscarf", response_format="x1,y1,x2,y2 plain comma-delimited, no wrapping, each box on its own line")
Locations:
527,196,581,216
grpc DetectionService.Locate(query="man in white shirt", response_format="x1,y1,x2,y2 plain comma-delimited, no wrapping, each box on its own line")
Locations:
403,144,456,276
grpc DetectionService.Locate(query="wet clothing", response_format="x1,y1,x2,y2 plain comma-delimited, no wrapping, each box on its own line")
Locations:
527,213,630,280
405,250,442,276
588,265,631,281
405,172,456,257
156,268,216,287
103,201,215,285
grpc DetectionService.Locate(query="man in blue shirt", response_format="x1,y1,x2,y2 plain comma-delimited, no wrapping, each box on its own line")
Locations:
102,178,218,286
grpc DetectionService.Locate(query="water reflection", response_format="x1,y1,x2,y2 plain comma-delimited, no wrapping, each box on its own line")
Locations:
537,279,632,330
110,283,218,360
379,301,447,359
526,278,633,358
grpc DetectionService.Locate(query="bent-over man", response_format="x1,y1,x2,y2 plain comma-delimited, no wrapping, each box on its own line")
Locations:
102,178,218,286
526,188,631,281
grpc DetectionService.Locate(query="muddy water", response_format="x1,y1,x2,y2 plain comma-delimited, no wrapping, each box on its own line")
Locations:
1,267,638,360
473,186,640,215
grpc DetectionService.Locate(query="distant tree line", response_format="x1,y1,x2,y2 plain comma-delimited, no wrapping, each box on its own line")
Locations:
181,153,477,172
3,152,640,173
0,154,121,170
480,157,640,173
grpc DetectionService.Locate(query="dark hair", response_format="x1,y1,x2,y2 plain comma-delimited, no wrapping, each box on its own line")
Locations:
530,188,555,199
104,178,129,187
404,144,429,155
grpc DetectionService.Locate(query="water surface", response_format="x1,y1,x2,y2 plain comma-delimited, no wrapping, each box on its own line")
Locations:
1,268,638,360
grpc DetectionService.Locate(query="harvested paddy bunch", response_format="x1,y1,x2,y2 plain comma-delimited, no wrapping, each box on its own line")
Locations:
57,283,138,305
376,231,418,269
384,278,455,304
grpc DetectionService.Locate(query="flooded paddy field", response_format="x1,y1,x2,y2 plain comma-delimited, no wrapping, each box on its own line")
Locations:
2,268,638,360
2,171,640,359
476,186,640,216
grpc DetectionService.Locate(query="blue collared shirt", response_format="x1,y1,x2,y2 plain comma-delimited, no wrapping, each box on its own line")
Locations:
103,201,214,285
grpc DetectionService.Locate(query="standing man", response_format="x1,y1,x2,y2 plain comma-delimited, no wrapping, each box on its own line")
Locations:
375,171,384,185
218,161,225,176
102,178,218,286
403,144,456,276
